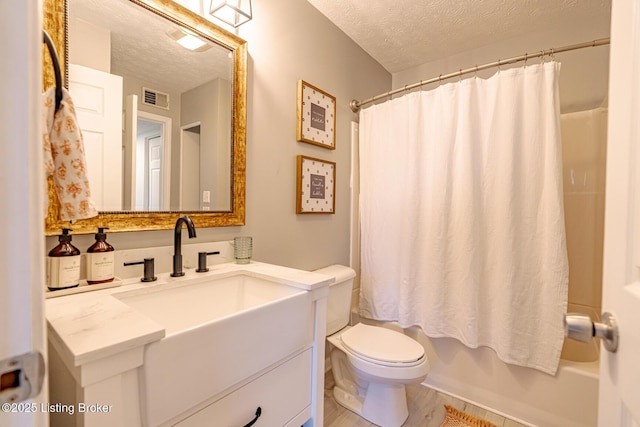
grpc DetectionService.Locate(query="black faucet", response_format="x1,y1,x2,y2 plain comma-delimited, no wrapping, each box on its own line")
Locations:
171,215,197,277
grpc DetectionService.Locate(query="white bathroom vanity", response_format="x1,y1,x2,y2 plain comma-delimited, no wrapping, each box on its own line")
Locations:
46,243,332,427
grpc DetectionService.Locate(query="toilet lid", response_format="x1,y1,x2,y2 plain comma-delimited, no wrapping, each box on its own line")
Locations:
340,323,424,365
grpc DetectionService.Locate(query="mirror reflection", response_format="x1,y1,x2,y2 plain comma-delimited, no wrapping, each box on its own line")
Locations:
69,0,233,212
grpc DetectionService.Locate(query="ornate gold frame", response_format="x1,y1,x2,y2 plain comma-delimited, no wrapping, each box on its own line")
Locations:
43,0,247,236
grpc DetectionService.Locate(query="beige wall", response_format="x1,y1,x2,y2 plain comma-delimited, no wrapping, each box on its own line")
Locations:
69,17,110,72
47,0,391,272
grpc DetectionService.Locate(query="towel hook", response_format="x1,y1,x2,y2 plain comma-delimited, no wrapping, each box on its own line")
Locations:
43,30,63,112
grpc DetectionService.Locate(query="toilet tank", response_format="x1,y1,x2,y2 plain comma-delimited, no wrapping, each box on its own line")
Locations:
314,265,356,335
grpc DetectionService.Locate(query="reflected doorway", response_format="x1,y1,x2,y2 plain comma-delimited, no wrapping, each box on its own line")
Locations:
134,111,172,211
137,118,161,210
180,123,201,210
123,95,172,211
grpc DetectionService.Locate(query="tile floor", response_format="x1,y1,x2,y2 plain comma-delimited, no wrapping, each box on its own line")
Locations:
324,372,529,427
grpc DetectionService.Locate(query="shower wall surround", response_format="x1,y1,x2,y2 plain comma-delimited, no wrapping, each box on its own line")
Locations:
560,108,607,362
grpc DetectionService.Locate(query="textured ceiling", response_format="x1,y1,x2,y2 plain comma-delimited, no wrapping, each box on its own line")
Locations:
69,0,612,90
70,0,232,95
306,0,612,73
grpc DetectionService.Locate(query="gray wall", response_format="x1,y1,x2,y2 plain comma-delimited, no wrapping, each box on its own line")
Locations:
49,0,391,272
181,78,231,210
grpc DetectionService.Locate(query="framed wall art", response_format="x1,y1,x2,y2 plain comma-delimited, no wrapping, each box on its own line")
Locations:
296,155,336,214
296,80,336,149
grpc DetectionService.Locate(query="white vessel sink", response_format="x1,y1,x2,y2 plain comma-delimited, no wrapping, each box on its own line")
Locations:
114,272,314,426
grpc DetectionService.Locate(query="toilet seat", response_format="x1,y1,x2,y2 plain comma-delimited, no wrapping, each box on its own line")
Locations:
340,323,425,367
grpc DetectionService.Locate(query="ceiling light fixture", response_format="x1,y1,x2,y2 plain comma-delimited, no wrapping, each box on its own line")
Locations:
178,33,206,50
167,28,212,52
210,0,252,28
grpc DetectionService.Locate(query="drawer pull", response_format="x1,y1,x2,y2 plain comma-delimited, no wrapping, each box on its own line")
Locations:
242,406,262,427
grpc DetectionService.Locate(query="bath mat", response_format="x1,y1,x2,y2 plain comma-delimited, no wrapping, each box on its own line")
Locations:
439,405,500,427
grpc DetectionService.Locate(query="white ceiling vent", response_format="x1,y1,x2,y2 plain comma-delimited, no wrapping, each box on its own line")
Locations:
142,87,169,110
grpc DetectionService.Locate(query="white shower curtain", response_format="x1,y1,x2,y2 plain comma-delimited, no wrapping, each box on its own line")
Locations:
359,62,568,375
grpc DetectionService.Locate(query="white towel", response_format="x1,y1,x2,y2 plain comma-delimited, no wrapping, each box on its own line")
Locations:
43,87,98,221
359,62,569,375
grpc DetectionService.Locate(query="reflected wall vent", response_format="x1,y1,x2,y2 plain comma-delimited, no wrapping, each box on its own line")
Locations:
142,87,169,110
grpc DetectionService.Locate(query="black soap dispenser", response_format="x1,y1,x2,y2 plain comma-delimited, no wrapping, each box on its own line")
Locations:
86,227,115,284
47,228,81,291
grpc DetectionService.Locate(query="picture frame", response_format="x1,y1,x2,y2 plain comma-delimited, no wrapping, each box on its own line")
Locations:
296,155,336,214
296,80,336,150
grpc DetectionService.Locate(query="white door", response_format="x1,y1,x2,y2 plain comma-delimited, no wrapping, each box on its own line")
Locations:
147,135,163,210
137,111,172,211
598,0,640,425
69,63,123,211
0,3,47,426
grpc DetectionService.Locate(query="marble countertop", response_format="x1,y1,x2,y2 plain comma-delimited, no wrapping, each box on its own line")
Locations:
46,261,334,368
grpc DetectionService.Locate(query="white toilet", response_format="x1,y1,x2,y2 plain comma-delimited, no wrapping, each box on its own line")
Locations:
316,265,429,427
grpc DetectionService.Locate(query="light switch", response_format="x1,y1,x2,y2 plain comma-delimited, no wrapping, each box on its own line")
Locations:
203,190,211,203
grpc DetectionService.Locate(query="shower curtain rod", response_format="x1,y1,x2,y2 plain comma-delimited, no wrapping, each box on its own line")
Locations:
349,37,610,113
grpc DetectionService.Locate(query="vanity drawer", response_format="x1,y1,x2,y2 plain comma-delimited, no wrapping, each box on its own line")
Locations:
175,349,312,427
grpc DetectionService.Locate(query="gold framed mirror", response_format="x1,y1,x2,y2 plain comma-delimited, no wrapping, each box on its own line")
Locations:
43,0,246,236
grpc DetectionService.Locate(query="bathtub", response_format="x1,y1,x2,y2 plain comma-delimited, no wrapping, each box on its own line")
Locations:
350,315,599,426
414,333,599,427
